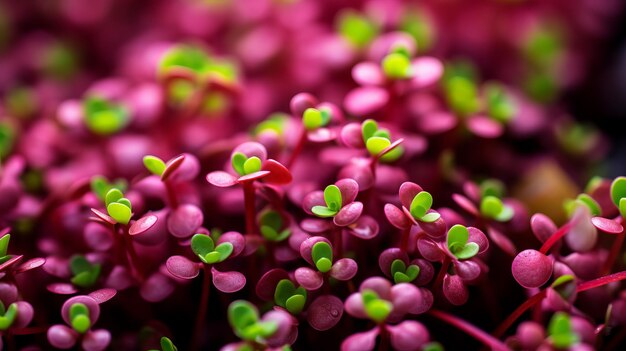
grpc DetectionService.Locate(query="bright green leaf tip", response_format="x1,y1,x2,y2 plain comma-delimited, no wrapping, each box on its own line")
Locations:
107,202,132,225
143,155,166,176
382,52,412,79
323,184,342,211
303,108,323,131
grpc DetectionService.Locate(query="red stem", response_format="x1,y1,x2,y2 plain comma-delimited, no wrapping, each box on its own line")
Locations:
122,225,144,282
429,309,510,351
242,181,257,235
286,129,307,169
334,226,343,258
378,324,389,351
433,256,451,291
603,228,624,275
493,269,626,338
164,180,179,209
539,222,573,255
492,290,547,338
192,265,211,351
400,227,411,253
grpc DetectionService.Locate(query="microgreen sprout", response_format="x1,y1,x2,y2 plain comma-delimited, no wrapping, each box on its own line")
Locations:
104,188,132,225
0,301,17,330
69,303,91,333
143,155,167,176
259,210,291,242
302,107,331,131
410,191,440,223
547,312,579,349
610,176,626,217
90,176,127,201
69,255,101,288
274,279,307,314
83,95,129,135
191,233,233,264
228,300,278,341
312,185,342,218
446,225,479,260
479,195,514,222
361,119,403,162
390,259,420,284
362,289,392,323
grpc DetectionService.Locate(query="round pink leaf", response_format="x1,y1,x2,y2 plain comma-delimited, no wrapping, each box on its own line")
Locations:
294,267,323,290
47,283,77,295
352,62,385,86
211,267,246,293
334,202,363,227
307,295,344,331
591,217,623,234
347,216,379,240
88,289,117,304
344,87,389,116
467,115,503,139
261,159,292,185
129,215,158,236
330,258,358,281
206,171,238,187
341,328,379,351
167,204,203,238
166,256,200,280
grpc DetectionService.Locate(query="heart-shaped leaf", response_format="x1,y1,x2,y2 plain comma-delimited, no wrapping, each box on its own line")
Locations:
285,294,306,314
480,195,504,219
0,303,16,330
410,191,433,219
548,312,579,349
311,206,337,218
191,234,215,258
303,108,323,130
143,155,166,176
447,225,469,251
361,119,378,142
228,300,259,336
365,136,391,156
107,202,131,225
211,242,233,263
243,157,262,175
104,188,123,207
362,290,392,323
323,185,342,211
0,234,10,257
231,152,247,176
312,242,333,273
610,177,626,206
453,242,479,260
390,259,406,277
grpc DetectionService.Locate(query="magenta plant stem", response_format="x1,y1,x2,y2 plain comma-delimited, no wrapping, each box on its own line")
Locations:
122,225,144,282
493,269,626,338
429,309,510,351
164,180,179,209
539,222,573,254
399,227,411,252
242,181,257,235
334,226,343,258
192,265,211,351
286,129,307,169
433,256,451,291
378,324,389,351
603,222,624,275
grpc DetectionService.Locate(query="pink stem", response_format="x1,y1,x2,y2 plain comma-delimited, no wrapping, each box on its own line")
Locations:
492,290,547,338
429,309,510,351
242,181,257,235
286,129,307,169
164,180,179,209
433,256,451,291
400,227,411,253
122,225,144,282
577,270,626,292
539,222,573,255
603,221,624,275
192,265,211,351
378,324,389,351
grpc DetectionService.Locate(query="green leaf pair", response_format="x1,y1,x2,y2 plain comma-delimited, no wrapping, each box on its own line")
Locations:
228,300,278,341
390,259,420,284
105,188,132,225
159,44,212,76
255,114,287,136
382,52,412,80
446,225,479,260
548,312,579,349
69,303,91,334
337,10,379,48
274,279,307,315
90,176,127,202
0,301,18,330
70,255,101,288
312,185,342,218
485,83,516,123
362,119,403,162
231,152,262,176
610,177,626,218
302,108,331,131
259,211,291,242
143,155,167,176
83,96,129,135
0,234,11,264
563,193,601,218
148,337,178,351
479,195,514,222
362,290,392,324
409,191,440,223
191,234,233,264
444,75,479,117
312,242,333,273
480,179,505,199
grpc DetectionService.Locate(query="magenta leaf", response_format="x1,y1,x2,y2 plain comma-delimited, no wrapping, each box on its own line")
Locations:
211,267,246,293
347,216,379,240
48,325,78,349
530,213,558,243
388,321,430,351
452,194,479,216
206,171,238,187
352,62,384,86
294,267,323,290
257,269,290,301
218,231,246,257
411,56,443,88
161,154,185,182
261,159,293,185
334,202,363,227
82,329,111,351
512,249,553,289
443,275,469,305
344,87,389,116
336,178,359,206
167,204,203,238
467,115,504,139
307,295,344,331
129,214,158,236
166,256,200,280
88,288,117,304
341,328,379,351
47,283,78,295
591,216,623,234
330,258,358,281
384,204,410,229
15,257,45,273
